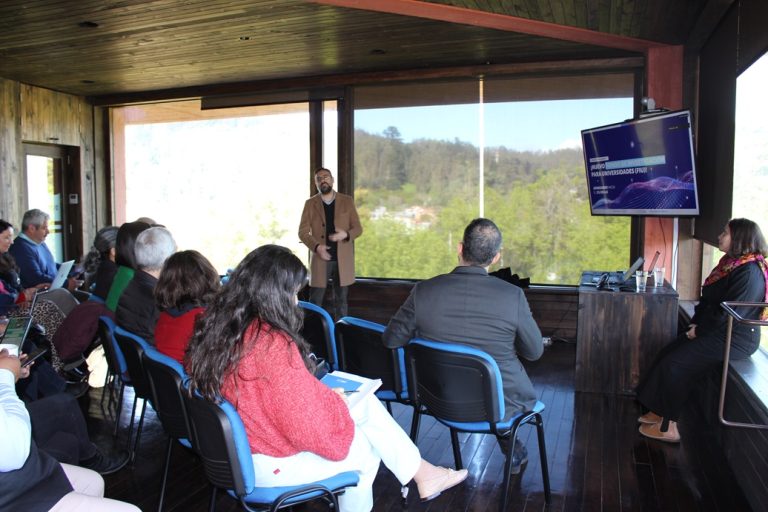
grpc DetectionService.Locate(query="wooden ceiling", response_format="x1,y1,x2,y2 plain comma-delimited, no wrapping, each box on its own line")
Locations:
0,0,729,102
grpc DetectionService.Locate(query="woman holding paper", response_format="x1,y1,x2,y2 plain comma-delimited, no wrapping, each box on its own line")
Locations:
186,245,467,512
636,218,767,443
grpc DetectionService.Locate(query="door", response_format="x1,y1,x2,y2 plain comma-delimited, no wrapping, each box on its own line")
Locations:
23,144,82,261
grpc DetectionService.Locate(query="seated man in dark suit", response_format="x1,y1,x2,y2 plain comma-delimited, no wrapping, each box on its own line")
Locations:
383,218,544,472
116,226,176,345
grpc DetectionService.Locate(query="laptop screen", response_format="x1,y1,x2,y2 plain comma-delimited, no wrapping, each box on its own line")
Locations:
621,256,645,283
50,260,74,290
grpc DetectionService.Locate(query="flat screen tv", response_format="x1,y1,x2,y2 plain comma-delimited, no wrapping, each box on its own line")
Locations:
581,109,699,216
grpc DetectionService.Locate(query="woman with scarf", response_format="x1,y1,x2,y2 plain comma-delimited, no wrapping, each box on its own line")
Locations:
636,218,768,443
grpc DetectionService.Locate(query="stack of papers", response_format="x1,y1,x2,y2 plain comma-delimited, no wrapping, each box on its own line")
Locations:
321,370,382,409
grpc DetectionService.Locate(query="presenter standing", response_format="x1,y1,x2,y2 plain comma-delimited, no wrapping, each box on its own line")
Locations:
299,167,362,319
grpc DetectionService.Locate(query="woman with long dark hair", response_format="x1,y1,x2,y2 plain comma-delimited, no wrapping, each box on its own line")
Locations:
186,245,467,511
154,250,219,363
0,220,43,315
637,218,768,442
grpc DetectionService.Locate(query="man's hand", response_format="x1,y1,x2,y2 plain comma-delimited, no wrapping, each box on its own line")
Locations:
316,245,332,261
0,349,22,382
66,277,83,292
328,229,348,242
686,324,697,340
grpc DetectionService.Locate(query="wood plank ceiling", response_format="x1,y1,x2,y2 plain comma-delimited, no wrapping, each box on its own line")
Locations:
0,0,720,101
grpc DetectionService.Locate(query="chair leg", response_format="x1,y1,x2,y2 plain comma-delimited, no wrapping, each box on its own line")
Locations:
125,394,138,454
409,408,421,442
450,428,463,469
535,414,551,504
131,399,148,464
499,426,520,512
208,485,217,512
157,436,173,512
113,381,126,437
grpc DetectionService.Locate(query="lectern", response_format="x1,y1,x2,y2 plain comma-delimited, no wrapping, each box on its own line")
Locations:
576,272,679,395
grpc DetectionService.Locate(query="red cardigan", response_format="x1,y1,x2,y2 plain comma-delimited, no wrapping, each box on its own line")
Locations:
222,322,354,461
154,307,204,363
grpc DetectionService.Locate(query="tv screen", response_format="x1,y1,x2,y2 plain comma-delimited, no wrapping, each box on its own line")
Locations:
581,109,699,216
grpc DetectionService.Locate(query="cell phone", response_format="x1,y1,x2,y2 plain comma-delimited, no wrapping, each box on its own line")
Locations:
21,348,48,368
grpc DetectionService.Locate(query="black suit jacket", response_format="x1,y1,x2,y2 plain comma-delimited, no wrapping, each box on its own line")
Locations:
383,265,543,417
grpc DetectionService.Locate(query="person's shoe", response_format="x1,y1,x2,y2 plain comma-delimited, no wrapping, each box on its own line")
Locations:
80,448,130,475
639,421,680,443
637,411,662,424
417,467,468,502
65,381,90,398
510,439,529,475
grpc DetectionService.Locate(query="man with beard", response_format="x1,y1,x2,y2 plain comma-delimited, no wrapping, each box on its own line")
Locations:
298,167,363,320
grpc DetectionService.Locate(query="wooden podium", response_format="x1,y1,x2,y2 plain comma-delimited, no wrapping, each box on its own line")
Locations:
576,272,679,395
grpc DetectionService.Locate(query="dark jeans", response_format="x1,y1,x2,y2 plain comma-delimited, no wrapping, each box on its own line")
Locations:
16,337,66,401
309,260,348,320
26,393,97,464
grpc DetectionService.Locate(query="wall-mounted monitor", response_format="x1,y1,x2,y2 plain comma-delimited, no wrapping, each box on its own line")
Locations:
581,110,699,216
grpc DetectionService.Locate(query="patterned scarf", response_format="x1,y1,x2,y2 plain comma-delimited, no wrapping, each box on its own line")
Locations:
704,253,768,320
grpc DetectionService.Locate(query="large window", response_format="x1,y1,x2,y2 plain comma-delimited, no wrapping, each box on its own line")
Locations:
733,51,768,350
114,101,312,273
353,74,634,283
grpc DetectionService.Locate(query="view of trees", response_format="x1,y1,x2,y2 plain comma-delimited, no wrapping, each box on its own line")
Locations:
354,127,630,285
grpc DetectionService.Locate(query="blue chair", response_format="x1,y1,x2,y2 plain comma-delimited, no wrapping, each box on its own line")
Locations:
97,316,130,435
405,338,551,512
335,318,407,398
298,301,339,370
142,347,194,511
183,391,359,511
113,327,154,462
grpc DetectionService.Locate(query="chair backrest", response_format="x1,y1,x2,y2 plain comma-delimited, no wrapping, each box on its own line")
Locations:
183,392,254,498
406,338,505,429
142,347,192,441
113,327,153,400
335,316,407,401
98,316,129,382
37,288,79,316
298,301,338,370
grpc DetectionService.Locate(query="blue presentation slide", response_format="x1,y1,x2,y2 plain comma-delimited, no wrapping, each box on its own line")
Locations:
581,110,699,215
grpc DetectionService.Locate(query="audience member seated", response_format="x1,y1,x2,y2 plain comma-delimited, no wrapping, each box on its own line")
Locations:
154,250,219,363
636,218,768,443
116,227,176,345
186,245,467,512
105,221,151,312
0,219,44,316
82,226,119,301
8,209,79,291
383,218,544,471
53,301,114,365
0,349,139,511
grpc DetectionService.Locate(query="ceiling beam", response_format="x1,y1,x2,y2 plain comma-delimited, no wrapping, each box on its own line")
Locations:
310,0,667,53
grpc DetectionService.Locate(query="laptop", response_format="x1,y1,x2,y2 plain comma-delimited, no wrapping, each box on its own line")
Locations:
49,260,75,290
582,256,645,286
0,291,40,356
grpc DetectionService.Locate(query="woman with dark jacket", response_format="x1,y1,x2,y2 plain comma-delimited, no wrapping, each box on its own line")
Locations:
636,218,768,443
0,220,42,315
154,250,220,363
82,226,119,301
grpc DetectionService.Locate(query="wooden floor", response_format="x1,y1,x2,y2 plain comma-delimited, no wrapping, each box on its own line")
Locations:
80,341,753,511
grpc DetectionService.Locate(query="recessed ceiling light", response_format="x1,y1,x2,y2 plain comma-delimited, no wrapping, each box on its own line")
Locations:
78,21,99,28
239,36,251,41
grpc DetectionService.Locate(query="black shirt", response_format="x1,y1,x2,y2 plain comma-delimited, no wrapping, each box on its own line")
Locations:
323,199,337,261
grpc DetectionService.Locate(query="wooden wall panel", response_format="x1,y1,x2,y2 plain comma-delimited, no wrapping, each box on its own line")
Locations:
21,85,83,146
347,278,578,340
0,78,23,222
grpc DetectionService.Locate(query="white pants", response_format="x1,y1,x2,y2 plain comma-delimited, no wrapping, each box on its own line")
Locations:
49,464,140,511
252,395,421,512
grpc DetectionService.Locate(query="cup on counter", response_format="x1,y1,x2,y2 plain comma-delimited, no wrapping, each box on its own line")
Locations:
653,267,665,287
635,270,649,292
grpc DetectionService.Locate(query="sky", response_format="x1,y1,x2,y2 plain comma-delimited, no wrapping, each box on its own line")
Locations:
355,97,634,151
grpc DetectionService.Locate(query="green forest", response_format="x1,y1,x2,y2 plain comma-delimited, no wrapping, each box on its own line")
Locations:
353,127,630,285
